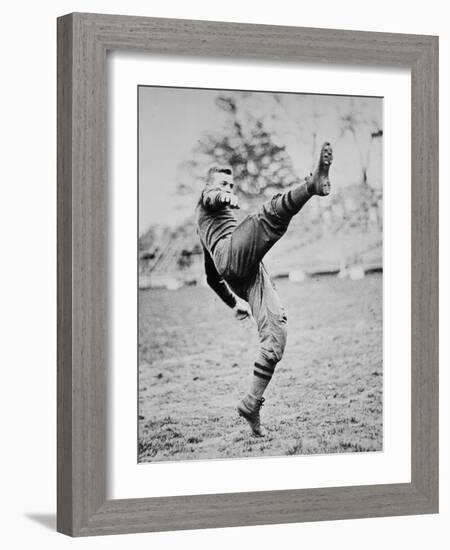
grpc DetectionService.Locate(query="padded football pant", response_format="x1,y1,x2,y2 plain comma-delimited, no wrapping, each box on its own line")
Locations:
213,185,311,369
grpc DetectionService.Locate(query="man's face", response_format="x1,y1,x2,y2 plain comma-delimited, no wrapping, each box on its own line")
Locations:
210,170,235,195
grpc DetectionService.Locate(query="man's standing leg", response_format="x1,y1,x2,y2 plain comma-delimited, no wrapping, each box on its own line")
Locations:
237,265,287,437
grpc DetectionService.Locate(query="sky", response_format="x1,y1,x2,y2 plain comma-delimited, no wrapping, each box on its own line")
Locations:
139,86,227,234
138,86,382,235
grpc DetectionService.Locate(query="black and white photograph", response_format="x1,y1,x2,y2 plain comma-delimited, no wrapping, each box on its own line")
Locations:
2,0,444,543
138,86,383,462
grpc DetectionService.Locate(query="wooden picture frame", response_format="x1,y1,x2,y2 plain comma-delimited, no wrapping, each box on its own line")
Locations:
57,12,438,536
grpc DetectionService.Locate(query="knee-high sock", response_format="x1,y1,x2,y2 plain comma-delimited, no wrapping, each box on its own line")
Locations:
273,181,311,218
250,363,276,399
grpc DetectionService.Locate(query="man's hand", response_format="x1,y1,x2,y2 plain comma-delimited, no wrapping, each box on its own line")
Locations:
219,192,239,209
233,297,252,321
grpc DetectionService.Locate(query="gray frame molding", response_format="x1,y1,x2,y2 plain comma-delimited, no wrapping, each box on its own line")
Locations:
57,13,438,537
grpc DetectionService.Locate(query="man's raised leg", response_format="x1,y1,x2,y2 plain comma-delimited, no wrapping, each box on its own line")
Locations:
224,142,333,281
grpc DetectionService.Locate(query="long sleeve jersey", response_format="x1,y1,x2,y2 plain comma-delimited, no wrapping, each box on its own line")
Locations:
202,246,236,308
196,189,238,308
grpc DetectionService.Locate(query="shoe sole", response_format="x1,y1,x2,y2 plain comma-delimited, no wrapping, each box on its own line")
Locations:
320,142,333,168
317,142,333,195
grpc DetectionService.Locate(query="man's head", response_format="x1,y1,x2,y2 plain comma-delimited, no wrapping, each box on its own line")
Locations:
205,165,235,194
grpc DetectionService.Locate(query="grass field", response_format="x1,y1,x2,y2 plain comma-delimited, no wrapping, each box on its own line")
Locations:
138,273,382,462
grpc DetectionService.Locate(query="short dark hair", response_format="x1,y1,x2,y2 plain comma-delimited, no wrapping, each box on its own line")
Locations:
207,164,233,182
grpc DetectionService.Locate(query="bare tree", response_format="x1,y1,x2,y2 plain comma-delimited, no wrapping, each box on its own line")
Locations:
179,94,299,198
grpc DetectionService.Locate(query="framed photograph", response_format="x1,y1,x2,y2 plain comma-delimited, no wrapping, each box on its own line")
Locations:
57,13,438,536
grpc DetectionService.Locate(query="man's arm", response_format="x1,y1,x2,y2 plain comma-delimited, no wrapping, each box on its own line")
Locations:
201,189,239,210
203,246,236,308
